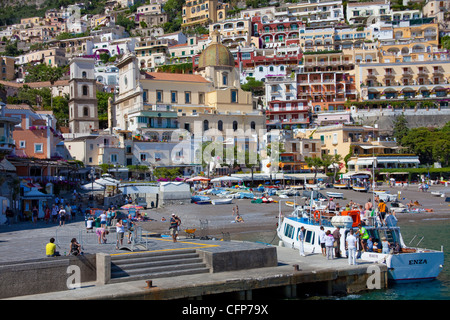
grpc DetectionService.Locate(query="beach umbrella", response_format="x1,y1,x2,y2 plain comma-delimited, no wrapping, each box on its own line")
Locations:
120,204,144,210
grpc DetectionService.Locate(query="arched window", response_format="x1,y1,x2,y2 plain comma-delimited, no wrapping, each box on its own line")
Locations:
82,71,87,78
82,85,88,96
250,121,256,130
222,73,228,86
233,121,238,131
203,119,209,132
218,120,223,131
83,106,89,117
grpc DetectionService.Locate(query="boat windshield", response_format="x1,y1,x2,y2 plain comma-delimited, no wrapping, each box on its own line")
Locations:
365,226,402,246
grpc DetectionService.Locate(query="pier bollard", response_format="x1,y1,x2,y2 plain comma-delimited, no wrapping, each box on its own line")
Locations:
96,253,111,285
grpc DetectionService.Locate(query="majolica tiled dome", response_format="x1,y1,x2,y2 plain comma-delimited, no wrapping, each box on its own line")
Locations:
197,31,235,70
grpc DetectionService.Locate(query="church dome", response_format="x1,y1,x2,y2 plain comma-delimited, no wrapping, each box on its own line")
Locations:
197,31,235,70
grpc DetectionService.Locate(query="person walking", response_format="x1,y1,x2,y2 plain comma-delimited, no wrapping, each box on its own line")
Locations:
44,206,50,224
169,214,179,243
51,204,58,223
325,230,335,260
298,226,306,257
58,205,66,227
115,218,125,249
5,206,14,226
99,210,107,228
346,229,357,265
32,206,38,224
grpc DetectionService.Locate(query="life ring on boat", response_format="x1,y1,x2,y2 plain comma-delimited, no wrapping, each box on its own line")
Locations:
314,210,321,222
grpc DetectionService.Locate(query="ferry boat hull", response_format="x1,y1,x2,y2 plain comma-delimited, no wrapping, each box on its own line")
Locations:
277,213,444,282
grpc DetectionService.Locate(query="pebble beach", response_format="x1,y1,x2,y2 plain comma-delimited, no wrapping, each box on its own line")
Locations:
138,183,450,240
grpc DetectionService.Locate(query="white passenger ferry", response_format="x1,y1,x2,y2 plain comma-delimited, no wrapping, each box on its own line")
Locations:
277,203,444,282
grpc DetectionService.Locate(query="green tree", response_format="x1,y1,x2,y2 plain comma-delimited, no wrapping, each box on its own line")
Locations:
97,91,113,128
152,167,181,180
392,114,409,144
241,77,265,96
401,127,435,164
304,156,323,183
442,35,450,51
49,95,69,128
24,64,68,84
116,14,135,33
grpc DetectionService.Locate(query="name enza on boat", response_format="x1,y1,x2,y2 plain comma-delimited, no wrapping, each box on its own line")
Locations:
409,259,427,265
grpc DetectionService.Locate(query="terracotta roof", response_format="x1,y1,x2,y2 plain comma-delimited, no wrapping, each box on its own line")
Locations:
169,43,188,48
5,104,33,110
143,72,210,83
0,80,69,89
348,1,387,7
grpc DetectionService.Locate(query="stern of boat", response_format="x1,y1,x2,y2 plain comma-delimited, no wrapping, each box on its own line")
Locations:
387,250,444,282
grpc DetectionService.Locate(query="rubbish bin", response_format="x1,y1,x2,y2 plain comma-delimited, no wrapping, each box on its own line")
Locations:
95,217,101,227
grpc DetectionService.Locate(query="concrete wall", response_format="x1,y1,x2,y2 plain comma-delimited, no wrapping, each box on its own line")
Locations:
351,107,450,132
0,254,97,299
197,246,278,273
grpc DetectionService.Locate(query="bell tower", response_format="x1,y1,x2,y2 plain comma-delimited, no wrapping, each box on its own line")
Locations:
68,57,99,134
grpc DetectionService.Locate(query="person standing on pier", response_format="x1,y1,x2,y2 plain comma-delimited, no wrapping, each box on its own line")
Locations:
298,226,306,257
319,226,326,256
333,227,341,258
325,230,335,260
346,229,357,265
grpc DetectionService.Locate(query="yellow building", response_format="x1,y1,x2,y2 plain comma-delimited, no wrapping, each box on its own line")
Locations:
114,31,264,135
0,56,15,81
304,124,419,173
357,60,450,101
182,0,229,29
379,21,440,63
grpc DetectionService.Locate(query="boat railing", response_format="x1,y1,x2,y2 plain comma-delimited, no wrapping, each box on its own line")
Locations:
408,234,425,247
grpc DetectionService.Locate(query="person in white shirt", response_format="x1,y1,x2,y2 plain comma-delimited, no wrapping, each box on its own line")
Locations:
325,230,335,260
346,229,358,265
318,226,326,256
298,226,306,257
99,211,107,228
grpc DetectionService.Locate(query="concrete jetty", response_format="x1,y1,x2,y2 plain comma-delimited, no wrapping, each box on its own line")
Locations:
1,219,388,299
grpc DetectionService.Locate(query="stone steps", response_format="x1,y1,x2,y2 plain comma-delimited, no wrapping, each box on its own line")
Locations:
109,249,209,284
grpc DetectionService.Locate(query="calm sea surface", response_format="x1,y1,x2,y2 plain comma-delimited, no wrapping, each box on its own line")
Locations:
232,219,450,300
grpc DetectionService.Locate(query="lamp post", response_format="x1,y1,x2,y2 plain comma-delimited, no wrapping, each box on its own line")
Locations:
90,167,95,204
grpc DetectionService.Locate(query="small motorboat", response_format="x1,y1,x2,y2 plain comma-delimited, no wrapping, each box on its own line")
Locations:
353,186,368,192
191,195,210,203
212,198,233,205
285,201,299,207
195,200,211,205
326,191,344,199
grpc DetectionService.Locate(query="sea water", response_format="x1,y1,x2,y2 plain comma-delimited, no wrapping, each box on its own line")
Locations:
233,219,450,300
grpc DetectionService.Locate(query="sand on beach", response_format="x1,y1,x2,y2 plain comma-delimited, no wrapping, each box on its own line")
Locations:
136,184,450,240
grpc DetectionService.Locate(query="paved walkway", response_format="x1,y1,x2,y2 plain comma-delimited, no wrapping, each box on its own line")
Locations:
0,216,272,264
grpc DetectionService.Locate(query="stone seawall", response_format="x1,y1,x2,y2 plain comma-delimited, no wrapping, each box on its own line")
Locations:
351,107,450,132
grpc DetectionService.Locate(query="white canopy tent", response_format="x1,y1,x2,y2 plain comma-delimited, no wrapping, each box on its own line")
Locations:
211,176,244,183
81,182,106,191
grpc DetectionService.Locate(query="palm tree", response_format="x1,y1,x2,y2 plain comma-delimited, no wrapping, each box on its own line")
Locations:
330,154,343,183
304,156,323,183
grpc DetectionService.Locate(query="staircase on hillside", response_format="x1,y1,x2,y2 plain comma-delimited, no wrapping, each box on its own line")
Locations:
110,249,210,284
